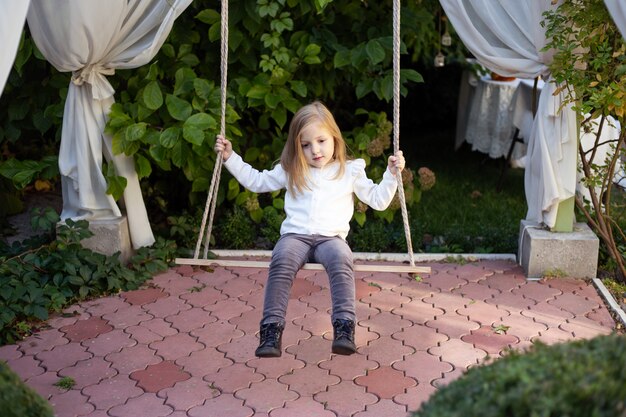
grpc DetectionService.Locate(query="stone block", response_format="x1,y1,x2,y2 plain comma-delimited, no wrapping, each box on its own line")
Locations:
60,216,133,263
518,220,599,279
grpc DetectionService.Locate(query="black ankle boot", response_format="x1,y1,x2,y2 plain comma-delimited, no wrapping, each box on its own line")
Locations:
332,319,356,355
255,322,284,358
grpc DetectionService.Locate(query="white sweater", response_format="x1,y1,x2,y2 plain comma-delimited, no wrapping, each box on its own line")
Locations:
223,152,398,240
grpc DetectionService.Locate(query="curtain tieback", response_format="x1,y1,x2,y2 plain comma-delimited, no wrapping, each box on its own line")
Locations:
72,64,116,100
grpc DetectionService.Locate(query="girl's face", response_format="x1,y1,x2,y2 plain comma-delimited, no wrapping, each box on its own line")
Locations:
299,121,335,168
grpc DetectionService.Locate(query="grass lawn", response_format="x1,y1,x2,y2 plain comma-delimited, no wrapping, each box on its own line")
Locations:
405,127,527,254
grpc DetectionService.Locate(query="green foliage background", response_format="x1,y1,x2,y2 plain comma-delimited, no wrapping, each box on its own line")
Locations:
0,0,466,242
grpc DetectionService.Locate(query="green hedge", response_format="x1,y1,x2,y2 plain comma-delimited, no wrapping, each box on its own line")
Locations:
413,334,626,417
0,361,53,417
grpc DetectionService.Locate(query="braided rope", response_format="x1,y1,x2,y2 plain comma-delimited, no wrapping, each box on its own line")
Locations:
194,0,228,259
393,0,415,267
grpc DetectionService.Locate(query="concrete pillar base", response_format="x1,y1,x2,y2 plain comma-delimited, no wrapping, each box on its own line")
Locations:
518,220,599,279
61,216,133,264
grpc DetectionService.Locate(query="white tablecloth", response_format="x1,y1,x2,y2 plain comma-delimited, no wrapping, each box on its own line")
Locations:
463,75,522,159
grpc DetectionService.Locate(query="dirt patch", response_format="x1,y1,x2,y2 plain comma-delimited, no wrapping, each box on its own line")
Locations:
2,189,62,245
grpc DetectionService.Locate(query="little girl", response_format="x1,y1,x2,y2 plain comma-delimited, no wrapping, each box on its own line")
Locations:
214,101,404,357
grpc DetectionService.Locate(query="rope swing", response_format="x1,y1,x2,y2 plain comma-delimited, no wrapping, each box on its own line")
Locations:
176,0,428,275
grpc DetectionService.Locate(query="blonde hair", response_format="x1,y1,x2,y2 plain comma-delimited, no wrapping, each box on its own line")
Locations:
280,101,348,195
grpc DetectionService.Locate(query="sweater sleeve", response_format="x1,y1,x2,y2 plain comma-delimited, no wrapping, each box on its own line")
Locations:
223,152,287,193
351,159,398,210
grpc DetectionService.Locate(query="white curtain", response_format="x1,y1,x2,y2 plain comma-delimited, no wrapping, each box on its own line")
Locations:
27,0,192,248
0,1,30,97
605,0,626,40
440,0,577,228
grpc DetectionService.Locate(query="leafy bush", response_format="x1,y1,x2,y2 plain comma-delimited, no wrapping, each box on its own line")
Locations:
0,208,177,345
0,361,53,417
413,334,626,417
214,205,257,249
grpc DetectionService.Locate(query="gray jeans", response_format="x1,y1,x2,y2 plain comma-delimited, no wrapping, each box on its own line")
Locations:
261,233,355,325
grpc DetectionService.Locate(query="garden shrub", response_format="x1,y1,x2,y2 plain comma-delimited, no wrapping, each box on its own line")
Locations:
0,361,53,417
214,205,257,249
413,333,626,417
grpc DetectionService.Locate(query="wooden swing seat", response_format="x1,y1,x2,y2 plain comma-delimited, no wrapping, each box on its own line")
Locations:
175,257,431,274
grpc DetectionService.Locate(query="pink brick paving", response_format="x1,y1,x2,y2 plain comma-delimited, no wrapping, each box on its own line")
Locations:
0,260,618,417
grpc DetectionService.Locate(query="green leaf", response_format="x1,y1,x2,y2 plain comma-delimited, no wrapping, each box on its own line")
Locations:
250,208,263,223
272,198,284,210
365,39,385,65
196,9,220,24
334,50,351,68
183,125,205,146
246,84,270,99
353,211,366,227
192,177,209,192
125,123,147,142
135,154,152,179
159,127,180,148
143,81,163,110
244,147,261,162
166,94,193,121
289,80,307,97
106,173,127,200
184,112,216,131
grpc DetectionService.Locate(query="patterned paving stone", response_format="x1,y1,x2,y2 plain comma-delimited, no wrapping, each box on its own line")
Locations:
248,355,306,379
109,393,172,417
393,299,445,325
533,327,577,345
18,327,68,356
548,292,600,316
144,295,191,319
269,397,336,417
175,347,233,378
392,324,449,351
392,280,434,300
235,378,298,414
361,311,413,336
293,311,333,336
282,322,313,348
286,335,333,364
83,374,144,410
187,393,254,417
318,352,378,379
179,285,228,308
513,282,562,302
150,332,204,361
427,271,468,292
216,276,263,299
166,307,215,333
81,296,129,317
103,305,153,328
363,272,410,289
278,364,340,395
359,336,414,365
363,289,411,312
60,317,113,342
429,338,487,369
425,313,481,339
204,298,254,321
560,316,613,338
495,313,547,344
59,356,117,388
130,360,191,392
204,362,264,393
393,350,454,383
122,287,168,305
521,301,574,327
486,291,537,313
24,370,62,400
353,398,408,417
5,354,44,380
83,328,135,357
394,382,438,413
48,389,95,417
542,277,586,293
105,344,161,375
285,298,317,322
289,278,322,299
423,292,466,313
355,278,382,300
0,344,22,361
452,281,499,301
301,290,332,314
314,380,378,417
159,376,220,410
230,309,264,334
457,300,508,326
36,342,92,372
218,333,259,363
461,326,519,354
451,263,494,282
355,365,416,399
587,306,617,328
155,275,201,297
481,273,526,292
192,320,245,347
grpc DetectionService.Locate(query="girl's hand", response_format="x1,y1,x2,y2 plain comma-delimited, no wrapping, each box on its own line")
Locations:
388,151,405,175
215,134,233,161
